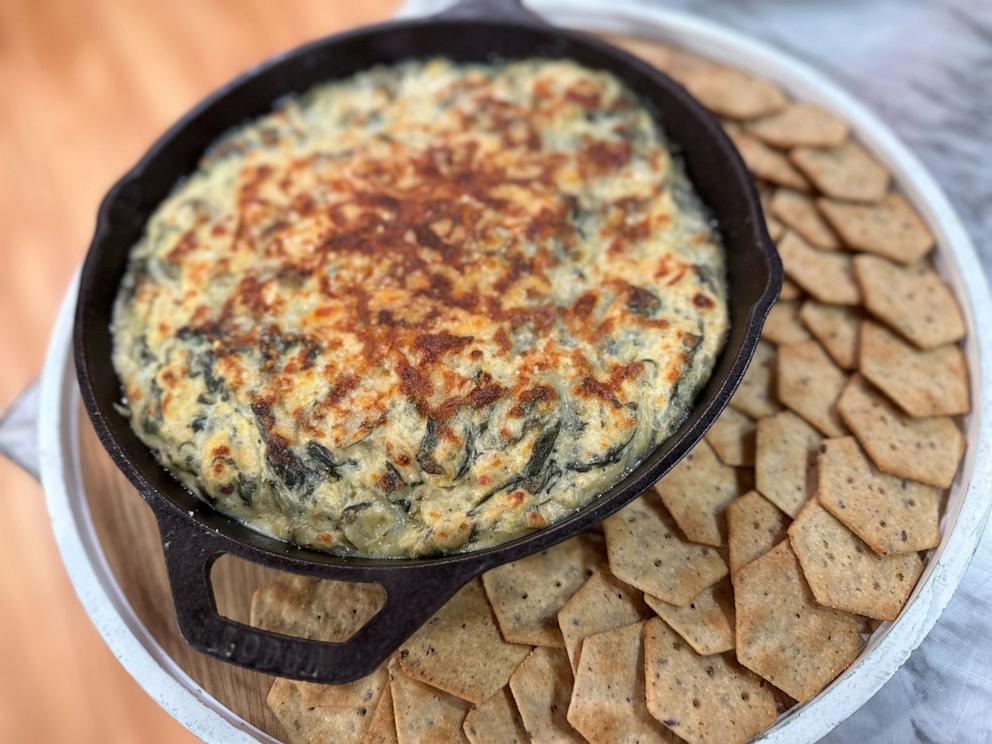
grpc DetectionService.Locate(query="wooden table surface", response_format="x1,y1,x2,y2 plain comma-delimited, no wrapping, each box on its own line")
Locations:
0,2,398,741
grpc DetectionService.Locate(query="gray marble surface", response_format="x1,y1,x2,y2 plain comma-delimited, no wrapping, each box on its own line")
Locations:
403,1,992,741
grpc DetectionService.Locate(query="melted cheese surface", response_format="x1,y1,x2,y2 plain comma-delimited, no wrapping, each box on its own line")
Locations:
112,58,727,557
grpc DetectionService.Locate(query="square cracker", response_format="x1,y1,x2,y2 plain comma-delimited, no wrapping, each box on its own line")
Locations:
817,437,940,556
729,340,782,419
798,301,862,370
854,254,966,350
778,231,860,305
859,321,969,417
778,340,849,437
755,411,823,518
733,541,861,702
398,579,531,704
605,36,711,77
482,534,603,647
267,677,385,744
364,683,398,744
770,189,840,250
748,103,849,148
766,215,785,242
704,406,757,466
509,647,584,743
819,194,933,264
728,131,810,189
567,621,679,743
644,617,777,744
389,660,471,744
655,439,741,546
788,501,924,621
727,490,791,573
762,300,812,346
790,142,890,202
463,688,526,744
836,375,965,488
603,494,728,607
678,65,788,120
779,278,803,301
250,575,385,642
644,577,735,655
557,566,649,673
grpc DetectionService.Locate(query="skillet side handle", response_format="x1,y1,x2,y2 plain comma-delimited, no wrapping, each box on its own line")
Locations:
436,0,547,25
154,506,482,684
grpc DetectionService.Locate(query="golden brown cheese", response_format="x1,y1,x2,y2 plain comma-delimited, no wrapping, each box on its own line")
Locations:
112,58,728,557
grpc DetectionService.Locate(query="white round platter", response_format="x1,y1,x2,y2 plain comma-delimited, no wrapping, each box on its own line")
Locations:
22,2,992,742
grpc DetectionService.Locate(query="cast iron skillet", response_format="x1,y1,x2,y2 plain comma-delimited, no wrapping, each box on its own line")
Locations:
74,0,781,684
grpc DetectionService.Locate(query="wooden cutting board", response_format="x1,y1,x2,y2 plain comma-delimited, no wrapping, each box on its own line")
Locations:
79,405,289,740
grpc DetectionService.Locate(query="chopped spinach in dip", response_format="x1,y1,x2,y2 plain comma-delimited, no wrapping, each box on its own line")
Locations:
112,58,728,557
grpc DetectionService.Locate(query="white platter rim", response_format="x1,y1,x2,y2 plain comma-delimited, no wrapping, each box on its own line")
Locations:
37,3,992,742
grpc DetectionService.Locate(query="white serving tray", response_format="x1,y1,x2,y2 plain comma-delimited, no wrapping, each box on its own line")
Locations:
2,2,989,741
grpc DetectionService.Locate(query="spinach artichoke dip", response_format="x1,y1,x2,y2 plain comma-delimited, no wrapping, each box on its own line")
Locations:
112,58,728,557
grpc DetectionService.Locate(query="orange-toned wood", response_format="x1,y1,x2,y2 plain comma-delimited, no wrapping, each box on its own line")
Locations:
0,2,398,742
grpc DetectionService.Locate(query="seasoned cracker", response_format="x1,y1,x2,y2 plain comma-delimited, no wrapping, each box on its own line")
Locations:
798,301,862,369
398,579,531,704
817,437,940,556
837,375,965,488
777,231,860,305
509,647,584,743
266,667,388,744
790,142,890,202
748,103,849,149
463,689,526,744
607,36,712,82
729,340,782,419
757,179,776,213
762,300,812,345
679,66,788,120
603,494,728,606
770,189,840,250
728,131,810,189
788,501,924,621
567,622,679,743
779,278,802,301
250,575,385,642
704,406,757,466
557,566,649,672
766,215,785,242
859,321,969,417
726,490,791,572
483,534,603,647
778,340,849,437
389,660,471,744
364,684,398,744
644,577,735,655
755,411,823,518
819,193,932,264
733,541,861,702
268,677,380,744
854,254,965,350
655,439,741,546
644,617,777,744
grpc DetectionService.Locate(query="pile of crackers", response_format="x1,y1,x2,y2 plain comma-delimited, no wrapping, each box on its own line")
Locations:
249,39,971,744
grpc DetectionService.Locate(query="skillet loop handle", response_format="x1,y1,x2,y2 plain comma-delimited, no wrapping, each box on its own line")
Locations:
436,0,547,25
155,508,481,684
